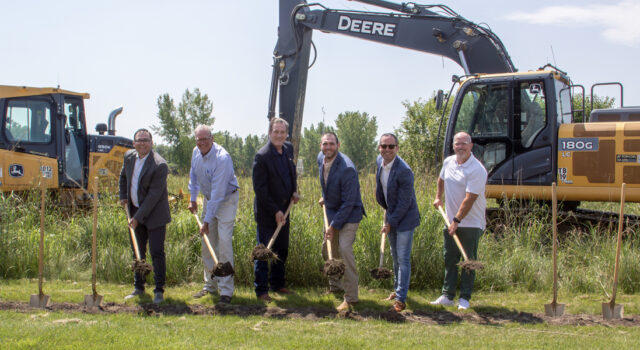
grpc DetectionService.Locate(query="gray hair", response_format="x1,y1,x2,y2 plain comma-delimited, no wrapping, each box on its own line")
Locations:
194,124,213,138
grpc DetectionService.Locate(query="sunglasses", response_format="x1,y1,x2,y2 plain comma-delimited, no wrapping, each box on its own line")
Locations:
379,144,397,150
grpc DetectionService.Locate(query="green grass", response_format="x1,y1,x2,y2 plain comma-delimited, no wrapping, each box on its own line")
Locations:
2,173,640,296
1,280,640,349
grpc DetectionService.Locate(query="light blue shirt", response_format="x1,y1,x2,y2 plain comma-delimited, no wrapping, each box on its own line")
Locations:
188,143,239,224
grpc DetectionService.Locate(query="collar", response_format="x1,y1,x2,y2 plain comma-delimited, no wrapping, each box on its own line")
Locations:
137,152,150,161
270,142,285,156
383,157,395,170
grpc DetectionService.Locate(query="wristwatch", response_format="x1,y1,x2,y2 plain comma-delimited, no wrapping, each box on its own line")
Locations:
452,216,461,224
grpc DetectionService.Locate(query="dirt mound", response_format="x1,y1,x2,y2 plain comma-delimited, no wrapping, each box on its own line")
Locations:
2,301,639,326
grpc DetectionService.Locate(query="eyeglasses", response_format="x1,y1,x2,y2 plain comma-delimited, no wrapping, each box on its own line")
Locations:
379,144,396,150
134,138,151,143
453,141,470,146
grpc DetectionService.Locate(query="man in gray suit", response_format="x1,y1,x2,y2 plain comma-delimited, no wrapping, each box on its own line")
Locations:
119,128,171,304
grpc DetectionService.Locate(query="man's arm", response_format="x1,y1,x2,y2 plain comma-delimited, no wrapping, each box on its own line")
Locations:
330,167,358,230
252,152,281,220
433,177,444,209
118,155,129,207
447,192,479,235
203,153,234,224
188,148,200,213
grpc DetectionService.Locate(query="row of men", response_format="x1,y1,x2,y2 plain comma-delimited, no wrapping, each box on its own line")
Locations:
118,118,487,311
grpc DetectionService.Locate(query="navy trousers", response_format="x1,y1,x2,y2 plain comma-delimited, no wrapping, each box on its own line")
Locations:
254,221,289,296
130,206,166,294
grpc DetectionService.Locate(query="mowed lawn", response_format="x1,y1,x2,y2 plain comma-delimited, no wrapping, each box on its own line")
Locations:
1,279,640,349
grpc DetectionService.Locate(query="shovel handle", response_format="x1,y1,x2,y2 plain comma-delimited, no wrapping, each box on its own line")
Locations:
92,177,99,295
124,206,142,261
611,183,626,304
378,211,387,268
437,205,470,262
266,201,294,250
39,182,46,296
551,182,559,303
322,204,333,260
192,212,219,265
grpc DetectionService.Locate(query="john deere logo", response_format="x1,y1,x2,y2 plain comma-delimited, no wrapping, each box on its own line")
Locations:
9,164,24,178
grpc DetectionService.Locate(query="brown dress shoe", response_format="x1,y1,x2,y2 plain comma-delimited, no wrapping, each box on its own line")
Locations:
391,300,406,312
382,292,396,301
257,293,273,302
274,287,294,295
336,300,357,311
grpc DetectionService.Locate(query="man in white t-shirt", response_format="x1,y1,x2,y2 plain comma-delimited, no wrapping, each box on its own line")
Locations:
431,132,487,310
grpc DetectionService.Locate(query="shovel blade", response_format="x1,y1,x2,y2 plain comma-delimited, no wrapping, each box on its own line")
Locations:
602,302,624,320
29,294,50,308
84,294,103,308
544,302,565,317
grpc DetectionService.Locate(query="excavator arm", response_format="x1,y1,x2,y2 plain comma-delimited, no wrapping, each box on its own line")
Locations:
269,0,516,157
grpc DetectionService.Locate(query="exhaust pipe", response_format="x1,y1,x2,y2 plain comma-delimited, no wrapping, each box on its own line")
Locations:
107,106,123,136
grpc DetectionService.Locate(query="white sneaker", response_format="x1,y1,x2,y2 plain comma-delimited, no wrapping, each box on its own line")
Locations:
430,295,454,306
458,298,470,310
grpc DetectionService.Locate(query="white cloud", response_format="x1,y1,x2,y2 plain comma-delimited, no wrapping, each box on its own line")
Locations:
505,0,640,47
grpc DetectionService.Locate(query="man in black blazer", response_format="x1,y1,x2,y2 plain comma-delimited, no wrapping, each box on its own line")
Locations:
119,128,171,304
252,118,299,302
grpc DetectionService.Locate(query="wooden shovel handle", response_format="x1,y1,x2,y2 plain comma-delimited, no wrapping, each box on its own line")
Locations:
92,177,99,295
552,182,558,304
124,206,142,261
192,212,219,265
378,211,387,268
611,183,626,304
322,204,333,260
39,182,46,296
437,205,470,262
266,201,294,250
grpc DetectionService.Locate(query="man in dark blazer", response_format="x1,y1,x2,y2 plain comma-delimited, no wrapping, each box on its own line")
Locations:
252,118,299,302
317,132,364,311
119,128,171,304
375,133,420,312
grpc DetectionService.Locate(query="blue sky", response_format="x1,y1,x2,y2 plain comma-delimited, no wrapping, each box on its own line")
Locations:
2,0,639,142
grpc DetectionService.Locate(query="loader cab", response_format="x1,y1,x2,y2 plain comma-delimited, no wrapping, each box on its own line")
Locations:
0,86,90,190
444,70,570,187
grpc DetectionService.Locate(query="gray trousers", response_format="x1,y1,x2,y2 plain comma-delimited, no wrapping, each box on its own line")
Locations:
322,222,359,303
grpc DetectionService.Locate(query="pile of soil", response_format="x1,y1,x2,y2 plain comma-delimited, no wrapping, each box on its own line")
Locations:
131,260,153,276
323,259,345,277
212,262,234,277
251,244,276,261
370,267,393,280
458,260,485,271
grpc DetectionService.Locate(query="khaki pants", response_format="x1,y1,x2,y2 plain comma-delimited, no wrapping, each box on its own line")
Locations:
322,222,359,303
202,191,239,297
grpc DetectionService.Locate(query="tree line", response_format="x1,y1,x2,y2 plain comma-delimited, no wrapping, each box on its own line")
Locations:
152,88,615,177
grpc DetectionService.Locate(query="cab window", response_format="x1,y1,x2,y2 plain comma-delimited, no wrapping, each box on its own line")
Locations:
4,99,52,143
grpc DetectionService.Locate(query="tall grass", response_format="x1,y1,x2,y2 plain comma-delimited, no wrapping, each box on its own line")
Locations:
1,174,639,295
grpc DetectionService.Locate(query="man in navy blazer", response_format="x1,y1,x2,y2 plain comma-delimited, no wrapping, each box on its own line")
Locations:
252,117,299,302
375,133,420,312
317,132,364,311
119,128,171,304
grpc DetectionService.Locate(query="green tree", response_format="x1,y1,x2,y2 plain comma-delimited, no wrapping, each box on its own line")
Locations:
397,92,452,173
571,93,616,123
299,122,335,177
151,88,214,173
335,111,377,173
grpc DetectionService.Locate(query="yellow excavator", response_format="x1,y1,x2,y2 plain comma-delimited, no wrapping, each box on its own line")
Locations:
271,0,639,221
0,85,133,202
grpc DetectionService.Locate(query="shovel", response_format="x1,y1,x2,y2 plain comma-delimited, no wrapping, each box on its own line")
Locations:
251,201,294,261
437,205,484,271
30,182,50,308
370,212,392,279
545,182,565,317
603,183,626,320
124,206,152,276
84,177,103,308
192,212,234,277
322,204,345,278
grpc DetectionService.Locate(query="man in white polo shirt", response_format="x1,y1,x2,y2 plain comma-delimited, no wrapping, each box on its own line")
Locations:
431,131,487,310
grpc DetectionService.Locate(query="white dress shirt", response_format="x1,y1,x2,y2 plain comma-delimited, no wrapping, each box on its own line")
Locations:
130,153,149,208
